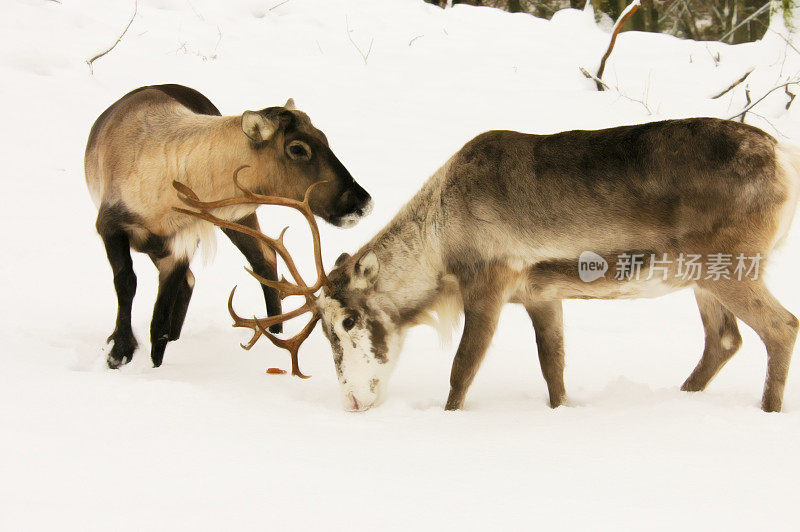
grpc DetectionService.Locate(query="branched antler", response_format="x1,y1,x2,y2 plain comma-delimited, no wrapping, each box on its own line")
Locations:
172,165,329,377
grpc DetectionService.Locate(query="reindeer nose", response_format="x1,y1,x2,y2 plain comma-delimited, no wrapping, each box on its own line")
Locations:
338,185,372,215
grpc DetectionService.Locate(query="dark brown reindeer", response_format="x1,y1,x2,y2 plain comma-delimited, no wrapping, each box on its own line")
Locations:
183,117,800,414
85,84,372,369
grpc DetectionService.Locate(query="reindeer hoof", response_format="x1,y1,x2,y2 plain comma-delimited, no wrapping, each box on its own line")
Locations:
761,396,783,413
680,379,705,393
107,335,136,369
269,323,283,334
445,394,465,411
549,396,566,409
107,352,132,369
150,335,169,368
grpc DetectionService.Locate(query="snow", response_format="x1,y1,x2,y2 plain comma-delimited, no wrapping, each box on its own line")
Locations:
2,0,800,529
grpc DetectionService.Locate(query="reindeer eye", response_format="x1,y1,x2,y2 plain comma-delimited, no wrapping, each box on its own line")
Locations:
342,316,356,331
287,142,311,159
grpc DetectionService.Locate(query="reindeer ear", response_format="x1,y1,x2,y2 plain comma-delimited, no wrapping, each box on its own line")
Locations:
242,111,278,142
335,252,351,267
353,251,379,286
284,98,296,110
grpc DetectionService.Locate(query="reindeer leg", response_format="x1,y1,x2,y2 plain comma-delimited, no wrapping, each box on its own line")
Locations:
168,268,195,341
100,230,138,369
681,288,742,392
149,256,190,367
223,213,283,333
699,279,798,412
526,300,567,408
445,267,509,410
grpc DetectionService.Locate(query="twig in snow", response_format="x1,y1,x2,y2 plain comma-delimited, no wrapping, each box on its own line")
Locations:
187,0,204,21
581,67,611,89
728,81,800,121
704,44,720,67
170,28,221,62
710,69,753,99
739,88,751,123
753,19,800,77
409,34,424,47
762,24,800,61
777,43,790,82
579,67,652,114
172,41,188,55
786,85,796,110
269,0,291,10
86,0,138,75
747,110,789,139
212,26,222,58
346,16,373,65
595,0,641,91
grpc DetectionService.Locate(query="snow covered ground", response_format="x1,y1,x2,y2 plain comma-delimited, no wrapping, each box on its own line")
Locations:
2,0,800,529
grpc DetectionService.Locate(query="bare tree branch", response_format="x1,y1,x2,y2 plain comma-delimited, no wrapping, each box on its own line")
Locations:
596,0,642,91
710,69,753,99
786,84,796,109
739,87,751,122
580,67,652,114
346,16,373,65
748,110,790,138
728,81,800,121
719,2,770,43
269,0,291,10
86,0,138,74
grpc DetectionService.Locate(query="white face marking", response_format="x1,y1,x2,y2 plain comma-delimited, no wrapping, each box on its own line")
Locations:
334,214,361,229
317,293,401,412
333,198,374,228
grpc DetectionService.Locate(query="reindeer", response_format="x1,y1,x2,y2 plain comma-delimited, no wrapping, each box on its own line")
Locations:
178,117,800,414
85,84,372,369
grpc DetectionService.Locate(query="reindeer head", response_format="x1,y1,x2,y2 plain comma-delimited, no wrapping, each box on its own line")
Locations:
173,170,402,412
316,251,405,412
241,99,373,228
173,170,400,411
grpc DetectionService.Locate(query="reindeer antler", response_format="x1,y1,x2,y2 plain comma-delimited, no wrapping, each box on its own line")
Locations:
172,165,329,378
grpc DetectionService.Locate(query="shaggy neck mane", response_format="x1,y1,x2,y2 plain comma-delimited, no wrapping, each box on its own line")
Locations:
360,158,462,333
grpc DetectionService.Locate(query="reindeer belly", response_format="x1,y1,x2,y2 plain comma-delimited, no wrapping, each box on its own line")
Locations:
512,260,695,303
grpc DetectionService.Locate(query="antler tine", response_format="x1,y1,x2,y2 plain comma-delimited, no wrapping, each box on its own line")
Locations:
172,180,200,202
254,314,319,379
227,287,261,349
231,165,256,197
227,286,314,349
245,268,291,300
173,168,254,212
228,286,318,378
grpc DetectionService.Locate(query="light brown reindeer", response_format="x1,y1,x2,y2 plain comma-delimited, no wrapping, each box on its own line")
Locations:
85,84,372,369
182,117,800,413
